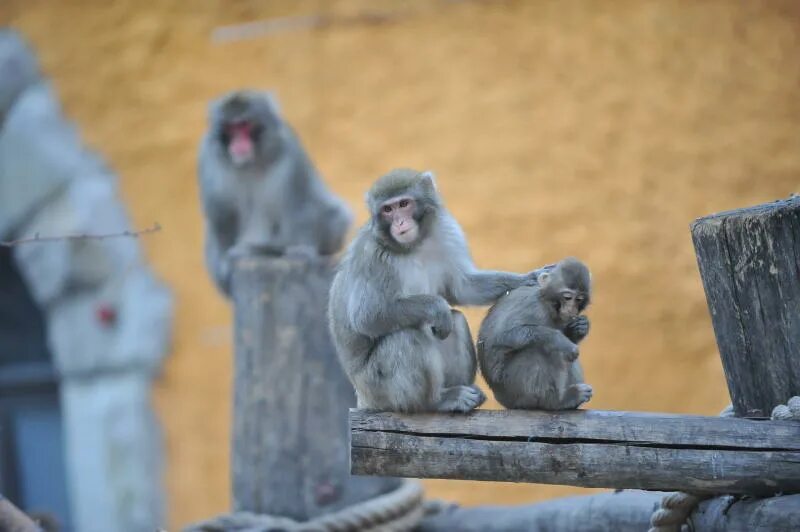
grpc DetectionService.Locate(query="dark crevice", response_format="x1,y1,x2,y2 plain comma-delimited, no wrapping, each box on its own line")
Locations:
352,429,800,453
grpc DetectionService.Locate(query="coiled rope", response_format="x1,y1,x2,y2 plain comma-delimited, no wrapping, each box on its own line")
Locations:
184,479,432,532
648,396,800,532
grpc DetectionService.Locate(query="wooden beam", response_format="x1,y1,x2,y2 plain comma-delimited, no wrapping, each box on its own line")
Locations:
691,195,800,417
350,409,800,496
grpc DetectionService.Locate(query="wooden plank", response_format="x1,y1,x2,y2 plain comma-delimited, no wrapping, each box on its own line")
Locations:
691,195,800,417
350,409,800,496
352,409,800,449
231,256,399,521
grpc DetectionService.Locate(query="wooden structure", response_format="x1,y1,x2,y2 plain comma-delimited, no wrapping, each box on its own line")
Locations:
231,254,398,521
691,195,800,418
351,409,800,495
349,196,800,529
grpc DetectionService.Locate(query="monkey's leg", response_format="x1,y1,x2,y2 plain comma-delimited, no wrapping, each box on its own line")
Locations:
437,310,486,412
316,201,352,255
355,330,442,413
440,310,478,387
204,229,233,296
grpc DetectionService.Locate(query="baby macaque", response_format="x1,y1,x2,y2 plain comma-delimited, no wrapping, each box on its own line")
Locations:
477,257,593,410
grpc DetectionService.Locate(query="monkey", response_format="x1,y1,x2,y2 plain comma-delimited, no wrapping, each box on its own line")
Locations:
197,90,352,296
477,257,593,410
328,168,550,413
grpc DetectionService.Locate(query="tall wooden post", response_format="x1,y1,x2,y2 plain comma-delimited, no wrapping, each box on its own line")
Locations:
691,195,800,417
231,254,398,521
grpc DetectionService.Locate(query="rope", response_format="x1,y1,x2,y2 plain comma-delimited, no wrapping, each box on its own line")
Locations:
184,479,426,532
649,396,800,532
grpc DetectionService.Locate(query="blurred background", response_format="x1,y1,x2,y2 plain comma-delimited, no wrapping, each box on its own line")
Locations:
2,0,799,530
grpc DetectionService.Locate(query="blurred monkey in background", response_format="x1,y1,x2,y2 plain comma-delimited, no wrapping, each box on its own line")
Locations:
197,90,352,296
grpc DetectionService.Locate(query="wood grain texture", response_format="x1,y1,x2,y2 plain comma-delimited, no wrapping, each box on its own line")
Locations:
350,409,800,496
231,256,398,521
691,195,800,417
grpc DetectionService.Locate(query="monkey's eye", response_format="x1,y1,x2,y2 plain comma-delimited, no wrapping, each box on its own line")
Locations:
399,199,409,208
562,293,574,301
382,205,393,214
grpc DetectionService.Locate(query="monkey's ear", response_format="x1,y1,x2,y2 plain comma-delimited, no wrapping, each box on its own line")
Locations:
538,272,551,286
419,170,438,191
262,91,282,115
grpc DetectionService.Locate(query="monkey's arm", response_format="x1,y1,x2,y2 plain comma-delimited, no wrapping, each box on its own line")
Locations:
350,292,451,340
492,325,577,357
449,267,549,306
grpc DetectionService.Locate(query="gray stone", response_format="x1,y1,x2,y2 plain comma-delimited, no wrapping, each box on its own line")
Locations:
61,372,165,532
0,82,81,239
0,29,40,126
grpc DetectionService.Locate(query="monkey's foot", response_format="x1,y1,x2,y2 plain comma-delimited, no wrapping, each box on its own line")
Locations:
437,385,486,413
284,244,319,260
228,242,285,259
571,383,593,407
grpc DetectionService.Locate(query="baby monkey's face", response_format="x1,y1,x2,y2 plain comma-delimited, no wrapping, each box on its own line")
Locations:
557,288,587,321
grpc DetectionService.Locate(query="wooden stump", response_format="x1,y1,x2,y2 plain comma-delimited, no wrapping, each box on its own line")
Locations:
691,195,800,417
231,254,398,521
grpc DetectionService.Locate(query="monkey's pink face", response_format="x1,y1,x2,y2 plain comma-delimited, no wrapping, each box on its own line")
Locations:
224,121,258,165
380,196,419,244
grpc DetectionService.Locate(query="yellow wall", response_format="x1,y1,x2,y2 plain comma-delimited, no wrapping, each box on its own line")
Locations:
5,0,800,528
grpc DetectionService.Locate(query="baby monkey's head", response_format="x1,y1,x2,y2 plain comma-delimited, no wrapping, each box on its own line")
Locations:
537,257,591,322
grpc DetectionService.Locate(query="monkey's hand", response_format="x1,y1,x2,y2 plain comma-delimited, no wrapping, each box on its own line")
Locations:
523,263,557,286
565,315,590,343
429,299,454,340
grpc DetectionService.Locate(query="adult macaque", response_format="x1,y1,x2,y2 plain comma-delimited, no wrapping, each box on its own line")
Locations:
478,257,593,410
198,90,352,296
328,168,547,413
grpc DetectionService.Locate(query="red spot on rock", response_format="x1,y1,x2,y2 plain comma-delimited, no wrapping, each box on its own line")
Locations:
96,304,117,326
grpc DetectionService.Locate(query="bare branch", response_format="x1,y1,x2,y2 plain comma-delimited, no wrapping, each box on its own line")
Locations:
211,0,491,42
0,222,162,247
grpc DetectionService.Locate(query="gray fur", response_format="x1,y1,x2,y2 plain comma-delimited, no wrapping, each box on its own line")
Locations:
198,90,352,296
329,168,546,413
478,257,593,410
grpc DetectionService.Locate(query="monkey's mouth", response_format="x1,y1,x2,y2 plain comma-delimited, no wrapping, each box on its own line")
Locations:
393,226,418,244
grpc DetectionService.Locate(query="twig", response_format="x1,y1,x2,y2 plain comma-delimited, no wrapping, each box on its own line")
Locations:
0,222,162,247
211,0,491,42
212,9,406,42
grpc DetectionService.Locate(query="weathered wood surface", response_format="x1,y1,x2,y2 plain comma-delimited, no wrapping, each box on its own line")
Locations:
350,409,800,496
418,490,664,532
691,195,800,418
231,256,398,521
